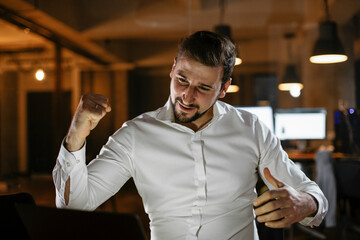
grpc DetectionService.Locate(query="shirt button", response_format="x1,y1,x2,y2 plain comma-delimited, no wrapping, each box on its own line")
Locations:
66,162,71,167
76,159,80,164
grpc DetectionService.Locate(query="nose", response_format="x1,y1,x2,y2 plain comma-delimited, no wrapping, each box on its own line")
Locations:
182,86,195,104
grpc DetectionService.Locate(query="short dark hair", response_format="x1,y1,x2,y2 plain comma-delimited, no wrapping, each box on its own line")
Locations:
177,31,236,86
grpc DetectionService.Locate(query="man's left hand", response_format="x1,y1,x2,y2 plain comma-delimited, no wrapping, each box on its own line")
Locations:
253,167,318,228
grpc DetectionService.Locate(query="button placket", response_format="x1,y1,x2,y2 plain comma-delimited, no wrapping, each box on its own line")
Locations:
186,208,202,240
188,133,207,239
192,133,207,207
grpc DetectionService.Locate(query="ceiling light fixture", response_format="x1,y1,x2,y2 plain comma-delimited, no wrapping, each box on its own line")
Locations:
278,65,303,91
214,0,242,66
35,68,45,81
309,0,348,64
278,33,303,97
226,84,239,93
215,0,240,94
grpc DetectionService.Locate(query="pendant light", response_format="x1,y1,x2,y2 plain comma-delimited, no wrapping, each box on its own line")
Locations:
214,0,241,93
35,68,46,81
214,0,242,66
278,33,303,98
309,0,348,64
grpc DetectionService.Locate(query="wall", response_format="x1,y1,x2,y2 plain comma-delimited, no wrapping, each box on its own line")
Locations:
0,72,19,177
0,62,129,176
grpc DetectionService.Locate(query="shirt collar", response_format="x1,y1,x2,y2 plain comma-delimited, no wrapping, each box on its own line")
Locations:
155,97,175,122
156,97,227,123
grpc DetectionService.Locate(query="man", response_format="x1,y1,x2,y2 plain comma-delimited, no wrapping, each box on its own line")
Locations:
53,31,327,239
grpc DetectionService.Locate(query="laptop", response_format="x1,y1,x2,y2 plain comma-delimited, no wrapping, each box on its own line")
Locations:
15,203,148,240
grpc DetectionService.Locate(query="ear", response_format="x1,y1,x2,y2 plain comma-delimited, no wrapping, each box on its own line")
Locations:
170,57,177,78
218,78,232,98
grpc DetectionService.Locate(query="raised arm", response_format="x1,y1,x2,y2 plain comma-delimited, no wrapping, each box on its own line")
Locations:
65,92,111,151
62,93,111,204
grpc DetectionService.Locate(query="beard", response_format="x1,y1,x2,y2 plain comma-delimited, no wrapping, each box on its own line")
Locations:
171,97,210,123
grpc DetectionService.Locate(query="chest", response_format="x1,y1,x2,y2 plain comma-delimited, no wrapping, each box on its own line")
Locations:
132,124,260,195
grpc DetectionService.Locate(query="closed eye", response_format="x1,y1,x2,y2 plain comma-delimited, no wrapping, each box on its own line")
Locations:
198,83,215,92
198,85,212,91
178,77,187,83
176,74,188,85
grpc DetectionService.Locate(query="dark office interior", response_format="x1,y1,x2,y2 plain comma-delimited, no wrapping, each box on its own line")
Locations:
0,0,360,239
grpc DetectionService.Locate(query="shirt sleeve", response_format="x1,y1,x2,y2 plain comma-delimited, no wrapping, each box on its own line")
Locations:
53,130,134,211
255,118,328,227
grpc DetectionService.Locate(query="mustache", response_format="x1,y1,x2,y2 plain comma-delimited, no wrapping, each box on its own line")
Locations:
175,97,199,109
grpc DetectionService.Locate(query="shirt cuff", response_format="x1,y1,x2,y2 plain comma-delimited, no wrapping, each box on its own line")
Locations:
58,139,86,175
299,191,327,227
300,217,315,226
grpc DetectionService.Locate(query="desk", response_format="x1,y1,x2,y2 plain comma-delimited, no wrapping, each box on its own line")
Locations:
287,152,348,161
286,151,360,180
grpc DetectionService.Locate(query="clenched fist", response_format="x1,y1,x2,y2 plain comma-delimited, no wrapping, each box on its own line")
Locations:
65,93,111,152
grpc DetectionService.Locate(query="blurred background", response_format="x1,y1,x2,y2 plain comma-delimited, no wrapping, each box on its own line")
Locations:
0,0,359,239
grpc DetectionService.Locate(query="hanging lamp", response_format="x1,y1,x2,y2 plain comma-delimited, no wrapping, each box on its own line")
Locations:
278,33,303,98
309,0,347,64
214,0,242,66
35,68,45,81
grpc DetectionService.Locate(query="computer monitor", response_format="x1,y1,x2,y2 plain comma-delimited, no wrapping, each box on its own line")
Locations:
274,108,327,140
235,106,274,133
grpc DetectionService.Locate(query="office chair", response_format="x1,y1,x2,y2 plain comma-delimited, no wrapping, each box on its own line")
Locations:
0,192,36,240
334,159,360,239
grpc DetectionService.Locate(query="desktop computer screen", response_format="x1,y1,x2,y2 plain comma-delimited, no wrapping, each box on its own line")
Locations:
236,106,274,133
274,108,327,140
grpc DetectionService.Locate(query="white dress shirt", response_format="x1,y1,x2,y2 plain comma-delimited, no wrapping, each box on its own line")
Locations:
53,99,328,240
